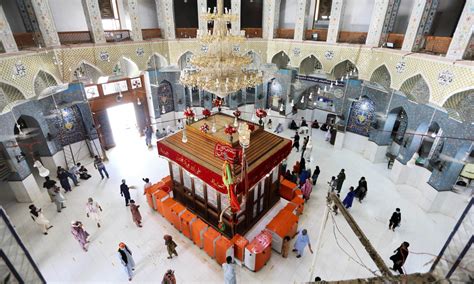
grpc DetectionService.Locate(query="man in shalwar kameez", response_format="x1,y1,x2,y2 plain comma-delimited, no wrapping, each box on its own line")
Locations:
86,197,103,227
118,242,136,281
292,229,313,258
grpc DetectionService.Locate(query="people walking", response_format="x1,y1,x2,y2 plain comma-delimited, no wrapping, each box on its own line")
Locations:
86,197,103,228
222,256,236,284
52,187,66,212
43,176,58,201
389,208,402,231
312,166,320,186
354,177,368,203
162,270,176,284
120,179,131,206
94,155,109,179
342,187,356,209
301,178,313,202
129,200,142,227
292,229,313,258
145,125,153,148
328,176,337,193
390,242,409,274
57,168,72,192
335,169,346,193
71,221,90,252
292,131,300,152
164,235,178,259
118,242,136,281
29,205,53,235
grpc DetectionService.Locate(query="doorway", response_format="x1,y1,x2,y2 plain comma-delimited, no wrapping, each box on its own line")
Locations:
106,103,138,147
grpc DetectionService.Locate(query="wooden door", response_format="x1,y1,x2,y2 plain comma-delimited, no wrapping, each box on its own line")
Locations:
93,110,116,150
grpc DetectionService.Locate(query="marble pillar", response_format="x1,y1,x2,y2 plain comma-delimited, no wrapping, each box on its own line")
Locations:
294,0,311,41
0,6,19,53
126,0,143,41
197,0,208,32
30,0,60,47
262,0,281,40
366,0,401,47
446,0,474,60
401,0,439,52
81,0,106,43
231,0,241,35
8,174,48,204
326,0,346,44
155,0,176,39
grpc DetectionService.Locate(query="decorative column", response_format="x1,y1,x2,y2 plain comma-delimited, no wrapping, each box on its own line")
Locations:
326,0,346,44
0,6,19,52
126,0,143,41
197,0,208,32
231,0,241,35
262,0,281,40
366,0,401,47
81,0,106,43
401,0,439,52
446,0,474,60
294,0,310,41
30,0,60,47
155,0,176,39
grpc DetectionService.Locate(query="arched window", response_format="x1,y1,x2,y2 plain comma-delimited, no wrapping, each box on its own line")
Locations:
157,81,174,114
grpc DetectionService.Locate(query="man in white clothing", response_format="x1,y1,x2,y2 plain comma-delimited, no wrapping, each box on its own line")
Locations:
86,197,103,227
222,256,236,284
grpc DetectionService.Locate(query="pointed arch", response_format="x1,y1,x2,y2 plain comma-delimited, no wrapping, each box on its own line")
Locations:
73,61,104,84
442,88,474,123
178,51,194,70
146,52,168,70
114,57,140,77
400,74,430,104
370,64,391,90
0,81,27,113
156,80,174,113
33,70,59,97
330,59,358,80
246,50,262,70
271,51,290,69
298,55,323,75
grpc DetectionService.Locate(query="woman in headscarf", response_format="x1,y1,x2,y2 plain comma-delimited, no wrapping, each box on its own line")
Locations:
71,221,90,251
390,242,410,274
342,186,356,209
301,178,313,202
354,177,368,203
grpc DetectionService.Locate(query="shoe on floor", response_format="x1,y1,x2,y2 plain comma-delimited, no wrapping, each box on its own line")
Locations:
43,232,48,235
296,255,301,258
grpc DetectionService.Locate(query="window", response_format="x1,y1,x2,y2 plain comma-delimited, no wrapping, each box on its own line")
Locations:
101,0,121,30
207,187,218,208
194,179,204,199
172,163,180,183
183,171,192,189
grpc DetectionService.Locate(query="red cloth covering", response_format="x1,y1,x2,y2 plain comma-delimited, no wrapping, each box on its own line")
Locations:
157,141,292,194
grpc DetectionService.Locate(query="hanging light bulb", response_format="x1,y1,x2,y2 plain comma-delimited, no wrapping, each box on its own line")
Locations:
309,92,313,100
211,121,217,133
161,105,166,114
335,80,339,86
290,100,294,106
317,88,321,95
324,86,327,92
182,128,188,143
251,113,256,122
137,98,142,105
330,82,333,89
279,103,284,112
300,96,304,103
341,76,344,81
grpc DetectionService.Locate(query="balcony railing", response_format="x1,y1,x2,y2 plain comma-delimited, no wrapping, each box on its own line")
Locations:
338,31,367,44
13,32,38,50
58,31,92,45
176,28,197,39
105,30,131,42
142,28,162,40
305,29,327,41
243,28,262,38
276,29,294,39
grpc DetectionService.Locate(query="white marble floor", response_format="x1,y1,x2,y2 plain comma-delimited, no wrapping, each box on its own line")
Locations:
1,122,465,283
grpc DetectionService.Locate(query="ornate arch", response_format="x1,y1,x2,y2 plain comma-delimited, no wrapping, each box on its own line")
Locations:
271,51,290,69
0,81,27,114
370,64,391,90
157,80,174,113
146,52,168,70
178,51,194,70
330,59,358,80
33,70,59,97
73,61,104,84
442,89,474,123
114,57,140,77
246,50,262,70
399,74,431,104
298,55,323,75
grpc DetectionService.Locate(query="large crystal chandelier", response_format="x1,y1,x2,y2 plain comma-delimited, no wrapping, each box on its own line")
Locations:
180,0,263,98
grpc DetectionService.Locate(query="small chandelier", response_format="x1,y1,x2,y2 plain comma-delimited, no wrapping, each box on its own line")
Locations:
180,0,263,98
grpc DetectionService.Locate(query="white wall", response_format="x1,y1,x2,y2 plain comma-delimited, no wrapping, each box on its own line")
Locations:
48,0,88,32
279,0,298,29
139,0,159,29
341,0,375,32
